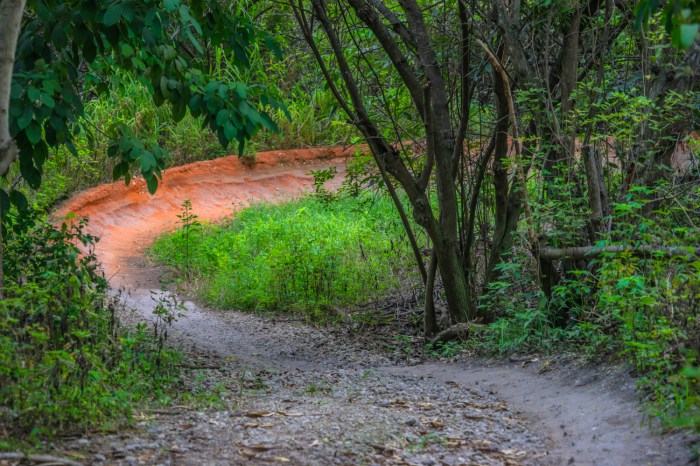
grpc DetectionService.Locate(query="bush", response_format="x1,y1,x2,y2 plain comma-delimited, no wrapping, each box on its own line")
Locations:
477,183,700,430
0,210,181,443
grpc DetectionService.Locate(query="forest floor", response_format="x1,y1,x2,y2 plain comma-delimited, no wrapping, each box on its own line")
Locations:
48,148,697,466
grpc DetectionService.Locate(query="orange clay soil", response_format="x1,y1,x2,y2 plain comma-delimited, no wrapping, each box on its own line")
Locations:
56,147,354,288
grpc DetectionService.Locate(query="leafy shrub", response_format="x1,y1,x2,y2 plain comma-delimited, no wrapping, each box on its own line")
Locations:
594,186,700,426
478,183,700,429
0,210,181,443
150,195,416,321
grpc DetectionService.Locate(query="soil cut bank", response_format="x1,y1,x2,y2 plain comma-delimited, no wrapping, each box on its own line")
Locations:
57,147,696,466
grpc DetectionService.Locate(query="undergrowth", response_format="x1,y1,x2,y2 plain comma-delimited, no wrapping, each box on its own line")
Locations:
476,184,700,430
149,194,417,322
0,209,183,446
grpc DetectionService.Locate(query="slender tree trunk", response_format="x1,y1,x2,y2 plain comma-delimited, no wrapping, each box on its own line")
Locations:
583,144,605,239
299,0,476,322
423,250,438,337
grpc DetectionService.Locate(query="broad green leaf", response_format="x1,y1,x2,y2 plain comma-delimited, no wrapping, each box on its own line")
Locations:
172,99,187,122
27,86,41,102
121,43,134,57
9,190,28,212
224,121,237,140
260,113,278,132
679,23,699,49
103,3,123,26
145,173,159,194
17,107,33,130
163,0,178,13
25,121,42,144
216,109,230,125
140,150,157,173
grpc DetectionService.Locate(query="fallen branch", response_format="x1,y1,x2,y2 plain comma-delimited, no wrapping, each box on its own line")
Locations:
539,245,697,260
0,452,83,466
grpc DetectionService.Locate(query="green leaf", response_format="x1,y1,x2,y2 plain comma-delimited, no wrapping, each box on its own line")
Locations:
172,99,187,122
119,135,133,153
17,107,33,130
260,113,278,132
103,3,123,26
223,121,237,141
140,150,156,173
679,23,699,49
19,158,41,189
160,75,169,97
9,190,28,212
216,109,230,125
186,30,204,54
233,82,247,100
163,0,178,13
145,173,159,194
25,121,42,145
264,35,283,60
51,25,68,49
41,93,56,109
216,127,228,148
121,43,134,57
112,162,125,181
27,86,41,102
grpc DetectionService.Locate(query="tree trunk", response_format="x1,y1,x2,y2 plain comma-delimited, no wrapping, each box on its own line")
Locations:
300,0,476,323
0,0,26,298
583,144,606,239
483,48,512,287
423,250,438,337
435,238,473,323
0,0,25,176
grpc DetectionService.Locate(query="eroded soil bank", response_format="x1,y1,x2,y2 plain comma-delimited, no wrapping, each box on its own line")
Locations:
55,148,696,466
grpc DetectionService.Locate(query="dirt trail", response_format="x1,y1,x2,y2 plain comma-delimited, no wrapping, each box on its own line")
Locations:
58,148,695,466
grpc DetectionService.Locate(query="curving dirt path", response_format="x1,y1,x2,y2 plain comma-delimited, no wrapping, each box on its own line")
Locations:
58,149,695,466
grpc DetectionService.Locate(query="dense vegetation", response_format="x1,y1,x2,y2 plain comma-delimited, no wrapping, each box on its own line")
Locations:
0,209,182,445
151,194,416,319
0,0,699,445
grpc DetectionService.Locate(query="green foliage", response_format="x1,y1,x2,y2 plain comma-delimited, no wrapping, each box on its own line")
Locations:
478,258,572,355
7,0,282,204
0,209,181,441
150,195,416,322
594,187,700,426
425,340,464,359
636,0,700,49
310,166,338,204
478,183,700,428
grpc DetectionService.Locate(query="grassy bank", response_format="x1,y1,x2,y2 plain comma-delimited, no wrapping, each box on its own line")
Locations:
150,194,418,322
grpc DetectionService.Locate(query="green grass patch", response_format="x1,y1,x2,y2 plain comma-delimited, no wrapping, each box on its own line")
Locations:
150,195,417,321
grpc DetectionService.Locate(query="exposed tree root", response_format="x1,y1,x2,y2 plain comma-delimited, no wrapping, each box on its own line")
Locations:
430,322,481,345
